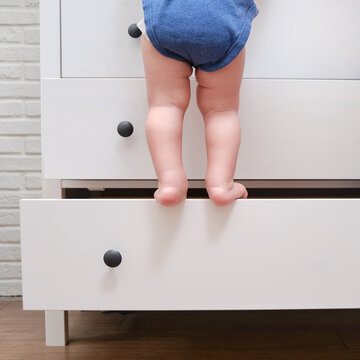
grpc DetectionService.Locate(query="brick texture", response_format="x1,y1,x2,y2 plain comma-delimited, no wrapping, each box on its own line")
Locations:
0,0,40,296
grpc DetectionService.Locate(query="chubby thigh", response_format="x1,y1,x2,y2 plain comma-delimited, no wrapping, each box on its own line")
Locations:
141,35,193,110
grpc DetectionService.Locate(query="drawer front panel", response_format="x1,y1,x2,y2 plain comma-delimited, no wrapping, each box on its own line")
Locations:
21,198,360,310
61,0,360,79
42,78,360,180
61,0,144,78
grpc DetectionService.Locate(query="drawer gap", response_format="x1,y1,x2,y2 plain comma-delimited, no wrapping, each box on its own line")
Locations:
64,188,360,199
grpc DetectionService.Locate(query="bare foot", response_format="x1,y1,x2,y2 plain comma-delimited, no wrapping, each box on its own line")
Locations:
154,184,188,206
207,182,248,206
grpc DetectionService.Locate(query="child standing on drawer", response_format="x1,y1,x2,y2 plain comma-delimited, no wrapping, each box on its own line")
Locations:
140,0,259,206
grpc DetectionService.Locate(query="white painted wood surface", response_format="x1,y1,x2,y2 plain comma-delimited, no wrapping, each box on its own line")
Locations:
21,198,360,310
42,78,360,180
40,0,60,78
60,179,360,189
61,0,144,78
45,311,69,346
42,178,68,346
60,0,360,79
245,0,360,79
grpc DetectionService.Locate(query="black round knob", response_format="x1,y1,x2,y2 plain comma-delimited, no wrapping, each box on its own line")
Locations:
128,23,142,38
103,249,122,268
117,121,134,137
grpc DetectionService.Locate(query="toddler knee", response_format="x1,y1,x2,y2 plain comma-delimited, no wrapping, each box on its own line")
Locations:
171,90,191,113
196,84,238,117
196,85,214,116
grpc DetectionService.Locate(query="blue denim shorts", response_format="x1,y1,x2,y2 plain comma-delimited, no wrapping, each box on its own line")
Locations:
142,0,259,72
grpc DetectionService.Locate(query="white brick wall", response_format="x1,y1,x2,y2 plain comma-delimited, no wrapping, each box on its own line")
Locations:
0,0,41,296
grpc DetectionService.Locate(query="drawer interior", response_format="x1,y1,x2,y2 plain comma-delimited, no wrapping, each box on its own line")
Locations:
64,187,360,199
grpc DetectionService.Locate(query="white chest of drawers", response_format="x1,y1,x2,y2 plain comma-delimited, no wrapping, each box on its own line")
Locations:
20,0,360,346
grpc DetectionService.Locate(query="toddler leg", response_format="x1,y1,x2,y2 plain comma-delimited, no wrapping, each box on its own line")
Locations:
141,36,193,206
195,48,248,206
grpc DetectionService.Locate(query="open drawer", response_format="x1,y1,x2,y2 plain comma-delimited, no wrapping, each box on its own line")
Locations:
20,198,360,310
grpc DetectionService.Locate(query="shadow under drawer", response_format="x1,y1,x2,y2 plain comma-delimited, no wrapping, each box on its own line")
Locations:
64,187,360,199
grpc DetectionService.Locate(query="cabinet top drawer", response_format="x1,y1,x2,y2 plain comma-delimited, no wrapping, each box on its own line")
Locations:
59,0,360,79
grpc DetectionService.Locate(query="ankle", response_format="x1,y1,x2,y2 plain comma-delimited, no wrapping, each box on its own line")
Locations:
205,179,234,191
158,172,188,189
